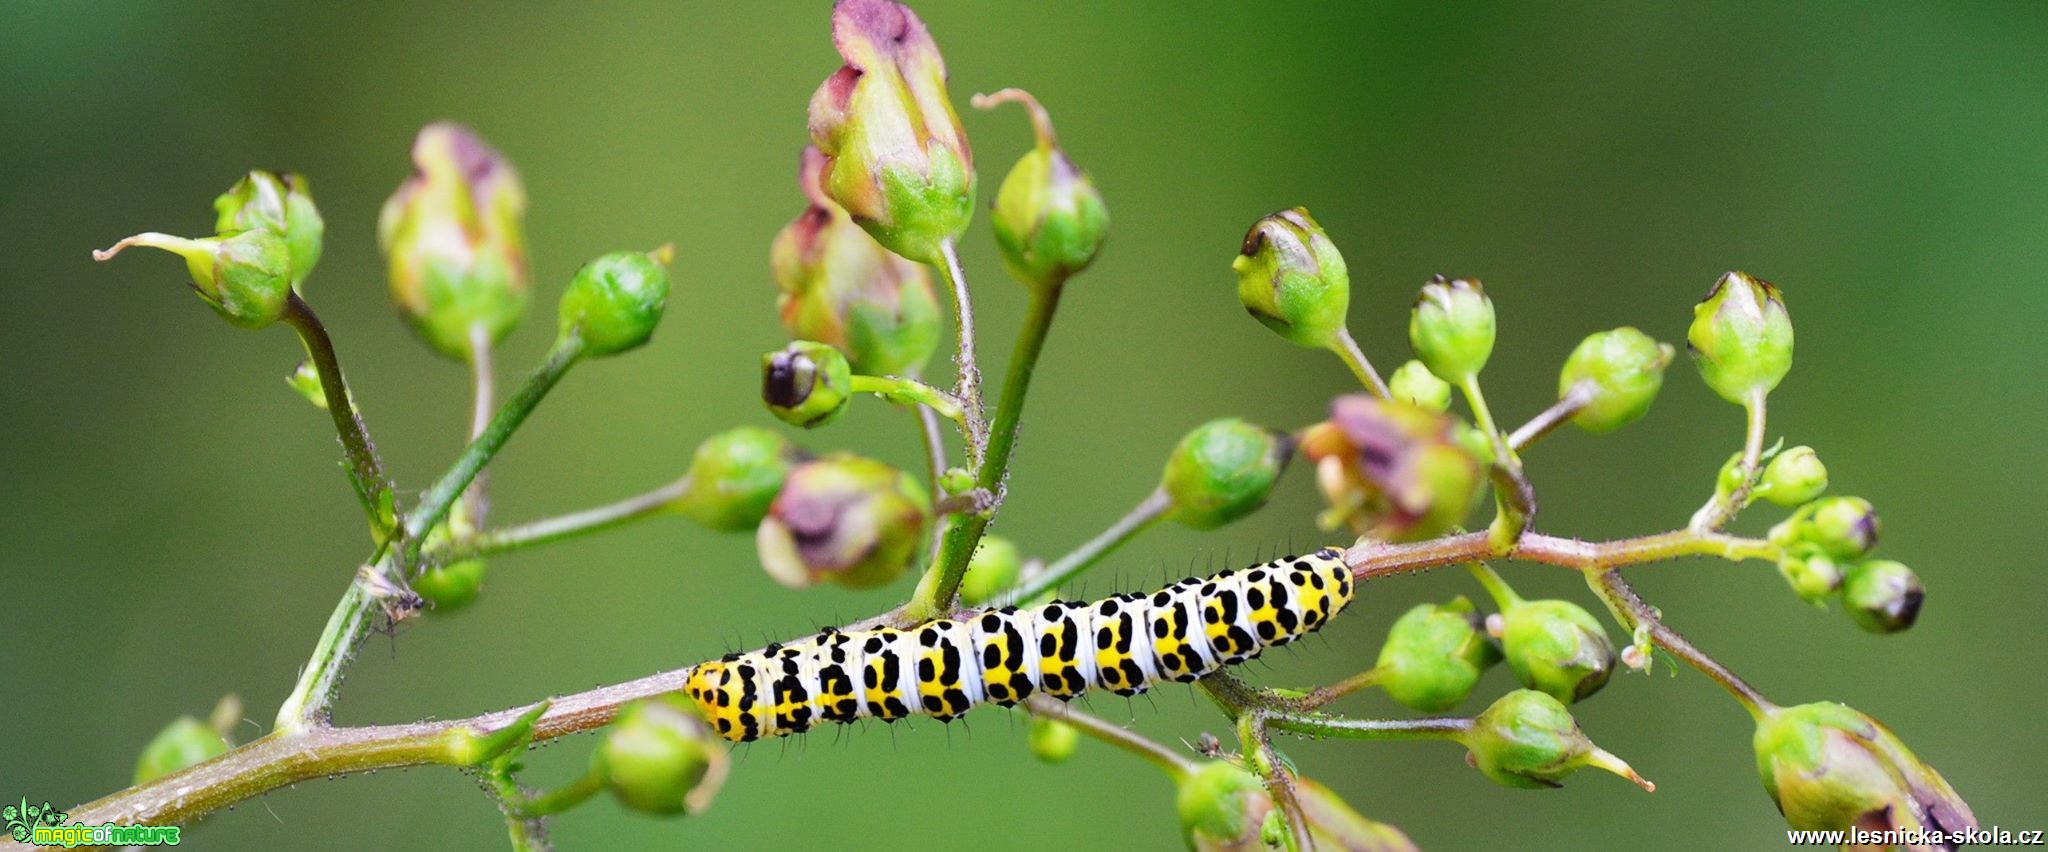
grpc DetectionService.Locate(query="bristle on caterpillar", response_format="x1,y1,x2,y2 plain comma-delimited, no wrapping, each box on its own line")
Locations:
686,548,1353,742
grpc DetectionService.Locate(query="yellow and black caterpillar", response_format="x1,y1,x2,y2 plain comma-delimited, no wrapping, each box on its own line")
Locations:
686,548,1353,742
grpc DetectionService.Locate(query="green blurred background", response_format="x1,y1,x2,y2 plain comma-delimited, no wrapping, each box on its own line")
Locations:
4,1,2044,848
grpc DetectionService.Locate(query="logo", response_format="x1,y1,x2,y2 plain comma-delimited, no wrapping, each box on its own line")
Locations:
5,798,181,848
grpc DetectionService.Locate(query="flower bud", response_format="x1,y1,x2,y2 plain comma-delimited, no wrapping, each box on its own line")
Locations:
1026,715,1080,765
593,693,728,816
133,716,231,784
1753,702,1974,836
1773,496,1880,561
94,227,294,329
1463,690,1651,790
762,341,853,428
1840,560,1923,634
974,89,1108,291
1557,327,1674,432
774,146,943,376
1176,760,1272,851
959,534,1023,607
1409,276,1496,382
1305,396,1484,542
415,558,487,613
1775,545,1843,607
1688,270,1793,404
1291,777,1419,852
557,246,672,357
1756,446,1828,506
1375,597,1503,712
1232,208,1350,350
808,0,975,264
1159,418,1295,530
214,170,323,286
1387,360,1452,412
757,454,931,589
378,123,530,361
1497,598,1616,703
676,427,802,532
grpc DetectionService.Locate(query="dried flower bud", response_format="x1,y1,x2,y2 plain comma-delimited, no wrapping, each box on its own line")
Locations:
1026,715,1080,765
557,246,672,357
1388,360,1452,412
1753,702,1974,837
756,454,931,589
1688,270,1793,404
1557,327,1674,432
1232,208,1350,350
1305,396,1484,542
1840,560,1923,634
676,427,803,532
1159,418,1295,530
974,89,1108,291
378,123,530,361
1497,598,1616,704
1463,690,1651,791
133,716,231,784
959,534,1023,607
215,170,323,286
1756,446,1828,506
94,227,293,329
808,0,975,264
593,693,728,816
763,341,854,428
774,146,943,376
1409,276,1496,383
1375,596,1503,712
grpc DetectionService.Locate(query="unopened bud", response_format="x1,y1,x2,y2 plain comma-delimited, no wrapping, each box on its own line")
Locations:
1176,760,1272,850
1841,560,1923,634
960,535,1023,607
1409,276,1495,383
1688,270,1793,404
1159,418,1294,530
215,170,323,286
975,89,1108,291
379,123,530,361
1388,360,1452,412
1498,598,1615,704
757,454,930,589
1753,702,1974,836
1463,690,1651,791
1375,596,1503,712
1026,715,1080,765
594,693,728,816
1232,207,1350,350
1775,545,1843,607
762,341,853,428
1756,446,1828,506
557,247,672,357
133,716,231,784
1557,327,1673,432
676,427,803,532
94,227,293,329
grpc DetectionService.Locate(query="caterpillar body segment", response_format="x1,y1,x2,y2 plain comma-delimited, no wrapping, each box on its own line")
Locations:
686,547,1354,743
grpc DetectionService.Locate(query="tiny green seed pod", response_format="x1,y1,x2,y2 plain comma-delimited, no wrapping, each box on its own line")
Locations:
1387,360,1452,413
762,341,854,429
1232,207,1351,350
133,716,231,784
1375,596,1502,712
1159,418,1295,530
1840,560,1923,634
1808,496,1880,560
1557,327,1674,432
676,427,802,532
1025,715,1080,765
1409,276,1496,383
1498,598,1616,704
1463,690,1649,791
1753,702,1974,836
975,89,1108,292
593,693,728,816
756,454,931,589
557,247,673,357
215,170,324,287
959,534,1023,607
414,558,487,612
1688,270,1793,405
1776,545,1843,607
1176,760,1272,850
1756,446,1828,506
379,123,530,361
94,227,294,329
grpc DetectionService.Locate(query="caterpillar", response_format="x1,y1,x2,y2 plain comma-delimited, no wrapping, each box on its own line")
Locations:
685,547,1353,742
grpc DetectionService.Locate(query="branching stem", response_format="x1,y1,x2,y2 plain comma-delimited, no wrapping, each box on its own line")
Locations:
1001,486,1169,606
430,476,692,564
279,292,394,538
1331,327,1390,399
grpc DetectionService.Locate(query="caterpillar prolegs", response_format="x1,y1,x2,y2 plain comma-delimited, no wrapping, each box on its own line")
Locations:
685,547,1354,743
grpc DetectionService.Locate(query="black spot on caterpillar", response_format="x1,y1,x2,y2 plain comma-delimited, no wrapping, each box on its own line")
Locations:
686,548,1353,742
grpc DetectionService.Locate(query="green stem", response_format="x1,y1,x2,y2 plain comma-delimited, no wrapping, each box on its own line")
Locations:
509,769,605,818
431,476,691,564
1023,696,1191,780
849,374,967,427
1001,487,1169,606
1330,326,1391,398
1466,561,1522,609
1586,570,1775,718
1690,389,1768,531
279,292,394,538
934,239,988,457
1267,711,1473,742
463,322,497,528
1457,374,1533,552
1508,380,1594,451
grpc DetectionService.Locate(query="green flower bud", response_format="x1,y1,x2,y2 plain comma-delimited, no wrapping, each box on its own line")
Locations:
1775,545,1843,607
1177,760,1272,851
960,535,1023,607
974,89,1108,291
774,146,943,376
594,693,728,816
1807,496,1880,560
762,341,854,429
1463,690,1651,790
287,360,328,410
808,0,975,264
1497,598,1616,704
378,123,530,361
757,454,930,589
1291,777,1419,852
1688,270,1793,404
1232,207,1350,350
415,558,487,612
676,427,802,532
1557,327,1674,432
1026,715,1080,765
94,227,294,329
557,246,673,357
215,170,323,286
1388,360,1452,412
1159,418,1295,530
1409,276,1495,383
1841,560,1923,634
133,716,231,784
1306,396,1484,541
1375,597,1503,712
1753,702,1975,837
1756,446,1828,506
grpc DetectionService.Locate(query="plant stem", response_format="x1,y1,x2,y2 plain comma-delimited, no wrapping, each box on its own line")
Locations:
1689,389,1768,531
279,292,394,537
1001,487,1170,606
1587,570,1775,718
1023,696,1192,780
1330,326,1391,399
1457,374,1533,552
1235,711,1312,852
849,374,967,427
464,322,497,527
1343,529,1777,582
1508,380,1594,451
1466,561,1522,609
509,769,605,818
430,476,692,564
935,239,987,457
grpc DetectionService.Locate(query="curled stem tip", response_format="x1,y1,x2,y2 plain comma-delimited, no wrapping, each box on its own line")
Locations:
971,87,1057,147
